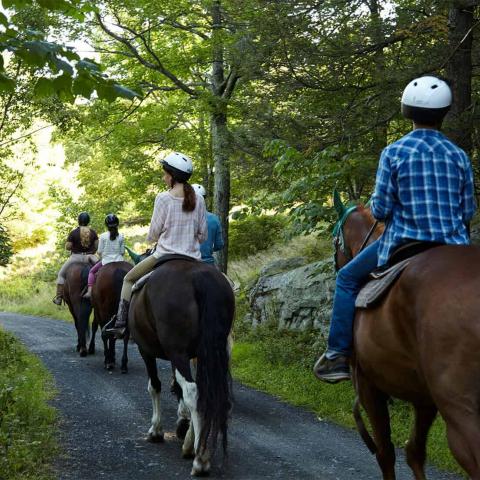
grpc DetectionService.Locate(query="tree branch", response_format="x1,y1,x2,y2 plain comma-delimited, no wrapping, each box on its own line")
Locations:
95,13,198,97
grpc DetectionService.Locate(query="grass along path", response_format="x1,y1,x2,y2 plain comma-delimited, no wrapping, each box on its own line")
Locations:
230,325,463,477
0,328,58,480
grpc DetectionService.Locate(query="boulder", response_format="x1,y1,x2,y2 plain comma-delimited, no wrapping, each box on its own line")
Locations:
247,258,335,334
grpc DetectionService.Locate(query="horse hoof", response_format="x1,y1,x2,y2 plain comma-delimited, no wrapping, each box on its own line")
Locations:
106,363,115,371
79,348,87,357
146,432,164,443
121,366,128,374
191,458,210,476
176,419,190,440
88,347,95,355
76,345,81,352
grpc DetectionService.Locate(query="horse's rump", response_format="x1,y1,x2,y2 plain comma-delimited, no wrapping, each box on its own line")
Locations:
131,260,233,359
93,261,132,325
354,244,480,402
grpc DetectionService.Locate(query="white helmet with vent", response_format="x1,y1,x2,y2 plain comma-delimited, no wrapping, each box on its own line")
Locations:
161,152,193,182
191,183,206,197
401,76,452,124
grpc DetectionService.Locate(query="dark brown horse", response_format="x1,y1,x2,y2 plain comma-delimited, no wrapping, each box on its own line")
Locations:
334,201,480,479
129,258,235,476
63,262,92,357
89,261,132,372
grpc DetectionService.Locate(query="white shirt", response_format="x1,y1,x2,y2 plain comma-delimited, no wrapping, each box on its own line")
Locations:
147,192,207,259
98,232,125,265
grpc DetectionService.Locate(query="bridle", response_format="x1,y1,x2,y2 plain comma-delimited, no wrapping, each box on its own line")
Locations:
333,207,379,273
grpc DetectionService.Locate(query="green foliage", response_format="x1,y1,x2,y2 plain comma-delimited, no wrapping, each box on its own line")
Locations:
0,225,13,266
0,1,140,102
0,328,58,479
229,214,287,260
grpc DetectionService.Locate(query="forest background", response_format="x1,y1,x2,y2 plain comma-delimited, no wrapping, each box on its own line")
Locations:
1,0,479,271
0,1,479,477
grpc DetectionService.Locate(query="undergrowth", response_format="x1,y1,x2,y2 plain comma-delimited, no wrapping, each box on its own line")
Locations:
0,329,57,480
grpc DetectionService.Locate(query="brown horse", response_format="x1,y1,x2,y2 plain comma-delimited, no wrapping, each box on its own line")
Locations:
334,201,480,479
129,257,235,476
89,261,132,372
63,262,92,357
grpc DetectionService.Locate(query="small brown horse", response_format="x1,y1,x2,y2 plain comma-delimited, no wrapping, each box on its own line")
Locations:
63,262,92,357
129,258,235,476
89,261,132,372
335,202,480,479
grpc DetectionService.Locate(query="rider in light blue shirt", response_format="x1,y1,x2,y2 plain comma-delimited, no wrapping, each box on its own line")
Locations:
192,184,224,265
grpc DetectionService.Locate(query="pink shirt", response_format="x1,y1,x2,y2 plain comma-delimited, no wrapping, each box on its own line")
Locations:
147,192,207,260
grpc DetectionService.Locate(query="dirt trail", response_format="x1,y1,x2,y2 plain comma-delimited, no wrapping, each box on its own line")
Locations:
0,313,461,480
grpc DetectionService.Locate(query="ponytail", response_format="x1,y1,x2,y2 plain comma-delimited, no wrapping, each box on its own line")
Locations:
183,182,196,212
108,226,119,241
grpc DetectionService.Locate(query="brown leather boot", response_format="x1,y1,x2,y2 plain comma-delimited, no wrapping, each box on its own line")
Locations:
104,299,130,339
52,284,64,305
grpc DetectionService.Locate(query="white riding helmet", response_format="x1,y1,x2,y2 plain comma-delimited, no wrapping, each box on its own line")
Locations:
191,183,206,197
401,76,452,124
161,152,193,182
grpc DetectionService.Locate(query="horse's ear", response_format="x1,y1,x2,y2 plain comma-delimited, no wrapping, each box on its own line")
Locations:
333,189,346,218
125,246,142,265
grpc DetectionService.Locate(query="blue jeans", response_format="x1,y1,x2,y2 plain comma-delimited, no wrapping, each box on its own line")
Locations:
326,240,379,359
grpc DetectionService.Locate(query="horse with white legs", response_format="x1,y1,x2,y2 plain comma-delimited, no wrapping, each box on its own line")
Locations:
129,257,234,476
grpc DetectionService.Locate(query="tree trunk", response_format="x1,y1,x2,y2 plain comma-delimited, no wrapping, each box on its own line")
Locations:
445,3,475,155
211,0,230,273
211,111,230,272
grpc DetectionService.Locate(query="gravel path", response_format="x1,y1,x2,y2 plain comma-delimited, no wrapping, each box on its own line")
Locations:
0,313,462,480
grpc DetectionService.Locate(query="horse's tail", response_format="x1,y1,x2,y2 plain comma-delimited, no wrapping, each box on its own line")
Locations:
353,396,377,454
192,269,233,455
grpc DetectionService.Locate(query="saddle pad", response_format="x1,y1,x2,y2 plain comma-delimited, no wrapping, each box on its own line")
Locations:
131,254,199,294
355,257,411,309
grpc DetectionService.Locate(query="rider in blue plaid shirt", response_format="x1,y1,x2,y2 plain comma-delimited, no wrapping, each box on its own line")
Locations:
314,76,477,383
372,124,476,266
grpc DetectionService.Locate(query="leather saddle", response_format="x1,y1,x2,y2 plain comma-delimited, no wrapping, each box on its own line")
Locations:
355,241,442,309
132,254,199,294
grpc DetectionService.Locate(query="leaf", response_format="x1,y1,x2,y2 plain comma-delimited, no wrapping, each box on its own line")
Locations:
113,84,141,100
0,12,8,27
72,75,93,98
52,56,73,75
34,78,55,98
0,73,14,93
96,83,117,103
2,0,29,8
77,59,102,73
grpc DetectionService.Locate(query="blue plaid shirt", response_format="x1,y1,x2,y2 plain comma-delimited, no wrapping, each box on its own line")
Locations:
371,129,476,266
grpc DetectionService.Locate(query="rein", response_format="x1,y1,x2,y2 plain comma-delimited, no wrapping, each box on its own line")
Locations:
333,207,379,272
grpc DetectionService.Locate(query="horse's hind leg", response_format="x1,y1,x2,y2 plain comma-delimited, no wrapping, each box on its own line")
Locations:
140,350,164,442
405,404,437,480
357,375,396,480
173,355,210,477
441,407,480,479
170,370,190,441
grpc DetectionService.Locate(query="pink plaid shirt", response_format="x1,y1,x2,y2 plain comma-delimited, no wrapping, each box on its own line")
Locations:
147,192,207,260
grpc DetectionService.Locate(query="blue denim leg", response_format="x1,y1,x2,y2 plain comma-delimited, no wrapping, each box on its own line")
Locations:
326,240,379,359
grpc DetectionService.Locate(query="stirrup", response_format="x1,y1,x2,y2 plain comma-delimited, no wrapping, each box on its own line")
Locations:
108,326,127,339
52,296,63,306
